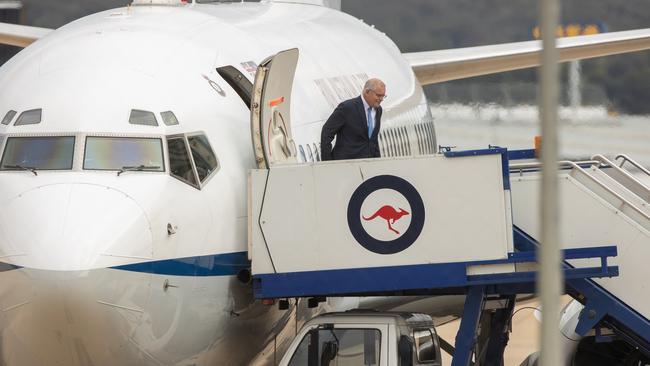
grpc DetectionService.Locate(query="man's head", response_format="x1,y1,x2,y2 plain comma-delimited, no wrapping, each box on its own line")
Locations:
362,78,386,109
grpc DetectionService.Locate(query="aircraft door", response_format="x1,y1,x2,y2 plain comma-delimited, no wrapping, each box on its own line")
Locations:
250,48,299,169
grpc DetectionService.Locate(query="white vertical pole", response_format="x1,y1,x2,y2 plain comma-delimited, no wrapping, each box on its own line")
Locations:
539,0,563,366
569,60,582,113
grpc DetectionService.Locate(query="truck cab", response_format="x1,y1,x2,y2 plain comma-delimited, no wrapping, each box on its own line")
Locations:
279,310,442,366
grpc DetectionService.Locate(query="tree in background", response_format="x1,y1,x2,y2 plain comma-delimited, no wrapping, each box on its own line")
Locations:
344,0,650,115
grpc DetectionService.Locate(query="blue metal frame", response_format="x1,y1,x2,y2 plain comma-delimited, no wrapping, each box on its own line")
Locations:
508,149,536,160
443,148,506,159
483,295,516,366
514,225,650,356
452,286,486,366
253,246,617,299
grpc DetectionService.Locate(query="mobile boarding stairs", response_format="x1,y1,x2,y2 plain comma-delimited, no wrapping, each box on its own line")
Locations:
248,147,650,366
246,49,650,365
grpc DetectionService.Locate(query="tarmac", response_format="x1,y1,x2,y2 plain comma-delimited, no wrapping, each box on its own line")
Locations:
433,106,650,166
437,296,573,366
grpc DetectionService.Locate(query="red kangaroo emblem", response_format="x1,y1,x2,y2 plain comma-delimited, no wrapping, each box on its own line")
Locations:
363,205,410,235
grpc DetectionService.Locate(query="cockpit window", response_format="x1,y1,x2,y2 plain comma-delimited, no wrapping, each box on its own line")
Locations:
1,136,75,170
1,110,16,125
187,134,218,182
83,137,164,172
167,136,198,187
129,109,159,126
14,109,42,126
161,111,179,126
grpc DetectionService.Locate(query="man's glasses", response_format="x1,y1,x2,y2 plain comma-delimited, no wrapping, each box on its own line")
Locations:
369,89,387,100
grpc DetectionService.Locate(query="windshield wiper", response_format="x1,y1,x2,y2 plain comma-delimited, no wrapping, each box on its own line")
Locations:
4,165,38,176
117,165,160,176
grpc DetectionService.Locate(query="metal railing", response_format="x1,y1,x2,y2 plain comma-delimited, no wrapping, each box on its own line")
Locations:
592,154,650,194
615,154,650,178
509,160,599,175
510,160,650,222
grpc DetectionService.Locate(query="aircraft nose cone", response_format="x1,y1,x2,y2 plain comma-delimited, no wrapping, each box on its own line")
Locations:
0,184,153,270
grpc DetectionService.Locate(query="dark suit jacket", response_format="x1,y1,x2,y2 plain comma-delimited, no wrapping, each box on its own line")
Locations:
320,96,382,161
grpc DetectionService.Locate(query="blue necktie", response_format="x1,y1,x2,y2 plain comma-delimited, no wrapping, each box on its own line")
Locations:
367,107,374,138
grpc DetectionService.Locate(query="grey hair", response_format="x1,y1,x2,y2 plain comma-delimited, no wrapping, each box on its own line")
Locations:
364,78,385,92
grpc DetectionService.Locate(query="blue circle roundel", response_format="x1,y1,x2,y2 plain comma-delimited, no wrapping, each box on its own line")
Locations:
347,175,425,254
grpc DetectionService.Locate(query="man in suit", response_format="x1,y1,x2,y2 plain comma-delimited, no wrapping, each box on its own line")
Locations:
321,78,386,161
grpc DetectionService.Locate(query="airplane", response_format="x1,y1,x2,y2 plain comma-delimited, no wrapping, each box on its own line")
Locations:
0,0,649,365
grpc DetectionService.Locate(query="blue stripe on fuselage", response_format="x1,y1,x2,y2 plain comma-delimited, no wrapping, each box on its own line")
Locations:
112,251,250,276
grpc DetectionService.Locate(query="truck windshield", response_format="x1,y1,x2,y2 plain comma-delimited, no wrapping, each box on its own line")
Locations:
1,136,75,171
289,328,381,366
84,136,164,172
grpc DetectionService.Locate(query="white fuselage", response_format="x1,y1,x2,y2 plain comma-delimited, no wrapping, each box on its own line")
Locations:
0,2,436,365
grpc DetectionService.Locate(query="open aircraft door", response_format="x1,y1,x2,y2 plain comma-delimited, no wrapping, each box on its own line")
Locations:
250,48,299,169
